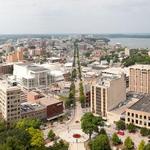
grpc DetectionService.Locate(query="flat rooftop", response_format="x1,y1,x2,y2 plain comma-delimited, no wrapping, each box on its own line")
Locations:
16,63,49,72
0,80,20,91
38,96,61,106
130,64,150,70
129,95,150,113
21,102,45,113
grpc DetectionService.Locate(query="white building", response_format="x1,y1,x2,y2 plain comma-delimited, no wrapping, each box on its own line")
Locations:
13,63,50,90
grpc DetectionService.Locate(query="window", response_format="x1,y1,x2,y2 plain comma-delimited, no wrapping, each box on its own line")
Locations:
136,120,138,124
128,112,130,116
128,118,130,122
140,115,142,119
136,114,138,118
132,113,134,117
144,116,147,119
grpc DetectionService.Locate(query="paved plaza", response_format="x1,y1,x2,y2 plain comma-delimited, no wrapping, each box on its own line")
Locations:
59,129,88,143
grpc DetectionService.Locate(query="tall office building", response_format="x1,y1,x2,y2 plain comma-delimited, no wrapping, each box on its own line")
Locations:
129,65,150,94
0,80,21,125
91,74,126,118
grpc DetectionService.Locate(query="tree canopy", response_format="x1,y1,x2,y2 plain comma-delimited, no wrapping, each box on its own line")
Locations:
81,112,104,139
90,134,111,150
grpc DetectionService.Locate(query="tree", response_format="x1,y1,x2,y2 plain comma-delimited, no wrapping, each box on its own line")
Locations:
124,137,134,150
144,144,150,150
115,120,126,130
81,113,96,139
50,140,69,150
81,113,104,139
94,118,104,133
16,118,41,129
112,133,122,146
99,128,107,135
91,134,111,150
140,127,149,136
27,127,44,148
48,130,56,141
0,120,6,132
127,123,136,133
84,51,92,58
138,140,145,150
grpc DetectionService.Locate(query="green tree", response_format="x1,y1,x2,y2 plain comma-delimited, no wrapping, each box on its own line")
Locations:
140,127,149,136
81,113,103,139
84,51,92,58
124,137,134,150
138,140,145,150
144,144,150,150
50,140,69,150
91,134,111,150
115,120,126,130
27,127,44,148
127,123,136,133
81,112,95,139
16,118,41,129
94,118,104,133
0,120,6,132
112,133,122,146
48,130,56,141
99,128,107,135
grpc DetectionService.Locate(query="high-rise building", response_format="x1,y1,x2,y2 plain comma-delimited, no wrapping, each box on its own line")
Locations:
129,65,150,94
91,74,126,118
0,80,21,125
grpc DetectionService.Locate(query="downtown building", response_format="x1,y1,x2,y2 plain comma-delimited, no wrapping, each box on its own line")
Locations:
125,95,150,129
0,80,21,125
91,73,126,119
129,64,150,94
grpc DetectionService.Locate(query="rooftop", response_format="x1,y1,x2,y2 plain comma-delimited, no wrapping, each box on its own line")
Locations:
16,63,49,72
129,95,150,113
97,75,120,87
0,80,20,91
21,102,45,113
130,64,150,70
38,96,61,106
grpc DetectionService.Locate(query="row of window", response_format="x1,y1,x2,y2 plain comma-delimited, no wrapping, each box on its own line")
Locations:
127,112,150,120
127,118,150,127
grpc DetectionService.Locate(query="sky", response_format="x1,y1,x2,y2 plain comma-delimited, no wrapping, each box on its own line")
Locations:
0,0,150,34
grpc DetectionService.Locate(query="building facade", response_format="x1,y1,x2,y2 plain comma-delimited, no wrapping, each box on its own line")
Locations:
91,74,126,118
13,63,50,90
0,80,21,125
129,65,150,94
125,96,150,129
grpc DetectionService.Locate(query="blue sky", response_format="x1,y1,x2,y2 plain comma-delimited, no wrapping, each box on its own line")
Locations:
0,0,150,34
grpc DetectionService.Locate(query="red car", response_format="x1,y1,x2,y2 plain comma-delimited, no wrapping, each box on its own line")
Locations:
117,130,125,136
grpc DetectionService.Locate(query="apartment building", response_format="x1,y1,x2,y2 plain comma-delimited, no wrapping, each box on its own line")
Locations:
129,65,150,94
91,74,126,118
0,80,21,125
13,63,50,90
125,95,150,129
6,47,23,63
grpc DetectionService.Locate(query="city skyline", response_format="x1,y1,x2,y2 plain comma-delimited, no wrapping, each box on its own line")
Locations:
0,0,150,34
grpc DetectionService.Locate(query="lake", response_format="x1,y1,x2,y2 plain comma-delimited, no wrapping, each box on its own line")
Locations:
109,38,150,49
